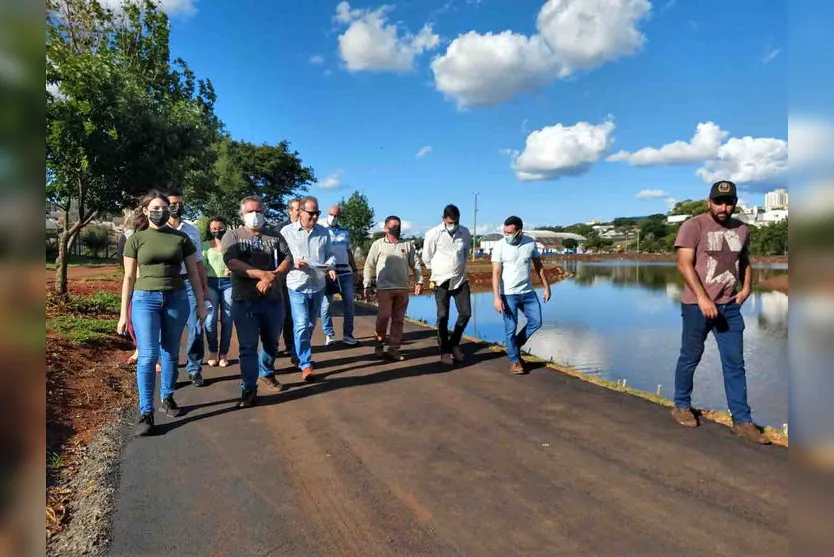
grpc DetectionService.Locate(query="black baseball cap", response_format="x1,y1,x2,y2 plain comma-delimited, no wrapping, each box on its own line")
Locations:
709,180,737,199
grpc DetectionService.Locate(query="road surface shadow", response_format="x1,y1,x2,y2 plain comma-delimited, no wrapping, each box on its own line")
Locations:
152,347,505,436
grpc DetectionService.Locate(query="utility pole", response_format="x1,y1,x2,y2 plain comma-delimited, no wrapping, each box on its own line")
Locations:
636,228,640,253
472,191,479,261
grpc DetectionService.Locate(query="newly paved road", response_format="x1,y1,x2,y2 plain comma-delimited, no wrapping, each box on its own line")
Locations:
109,308,787,556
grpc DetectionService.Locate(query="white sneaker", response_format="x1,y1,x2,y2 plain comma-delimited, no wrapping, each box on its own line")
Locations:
325,335,336,345
342,335,358,345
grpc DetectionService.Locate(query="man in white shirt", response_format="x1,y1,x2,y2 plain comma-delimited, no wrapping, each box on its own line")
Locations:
281,196,337,382
422,204,472,366
167,191,211,386
491,215,551,375
321,204,359,346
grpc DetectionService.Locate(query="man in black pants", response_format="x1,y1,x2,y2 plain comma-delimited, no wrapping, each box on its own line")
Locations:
422,204,472,366
277,198,301,366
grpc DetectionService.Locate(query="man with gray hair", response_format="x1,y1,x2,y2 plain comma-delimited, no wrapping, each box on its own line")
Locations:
321,204,359,346
222,195,292,408
281,196,337,382
276,197,302,365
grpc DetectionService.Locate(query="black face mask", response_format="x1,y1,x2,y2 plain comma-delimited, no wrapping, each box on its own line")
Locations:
169,203,184,217
211,229,226,240
388,226,401,239
148,209,170,227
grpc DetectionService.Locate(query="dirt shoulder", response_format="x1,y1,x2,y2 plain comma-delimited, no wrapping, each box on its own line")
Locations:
46,286,136,550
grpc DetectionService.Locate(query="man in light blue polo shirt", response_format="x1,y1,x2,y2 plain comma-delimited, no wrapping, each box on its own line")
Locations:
281,196,337,382
321,204,359,346
491,215,551,374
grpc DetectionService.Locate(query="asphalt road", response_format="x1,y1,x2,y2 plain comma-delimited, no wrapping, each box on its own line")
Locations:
108,308,787,556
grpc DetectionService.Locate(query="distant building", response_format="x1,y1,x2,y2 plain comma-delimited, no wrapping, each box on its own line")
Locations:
478,230,587,255
765,188,789,211
666,214,692,225
479,233,503,254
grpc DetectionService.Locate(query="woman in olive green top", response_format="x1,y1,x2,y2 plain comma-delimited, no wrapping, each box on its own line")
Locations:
117,191,207,437
202,216,233,367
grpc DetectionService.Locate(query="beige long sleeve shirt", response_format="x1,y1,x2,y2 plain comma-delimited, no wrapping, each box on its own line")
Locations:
363,237,423,290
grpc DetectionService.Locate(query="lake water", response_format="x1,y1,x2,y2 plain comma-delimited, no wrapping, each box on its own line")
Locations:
406,261,789,428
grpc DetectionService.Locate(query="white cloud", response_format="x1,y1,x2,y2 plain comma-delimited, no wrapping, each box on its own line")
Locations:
697,136,788,185
431,0,652,108
763,47,782,64
309,55,325,65
319,169,344,189
635,189,668,199
608,121,788,186
334,2,439,72
100,0,197,16
607,122,728,165
508,119,616,181
415,146,433,159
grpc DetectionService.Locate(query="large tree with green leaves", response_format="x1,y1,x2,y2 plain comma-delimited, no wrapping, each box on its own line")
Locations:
670,199,710,216
46,0,220,294
339,191,375,254
191,137,315,225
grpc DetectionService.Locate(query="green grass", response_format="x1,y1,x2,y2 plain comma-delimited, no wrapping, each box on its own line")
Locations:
48,315,119,345
67,291,121,315
46,254,118,270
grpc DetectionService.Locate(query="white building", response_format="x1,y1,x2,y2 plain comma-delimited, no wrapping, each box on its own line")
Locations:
478,230,587,255
666,214,691,225
765,188,789,211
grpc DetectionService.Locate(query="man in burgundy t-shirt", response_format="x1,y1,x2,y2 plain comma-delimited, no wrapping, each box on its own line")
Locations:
671,180,769,444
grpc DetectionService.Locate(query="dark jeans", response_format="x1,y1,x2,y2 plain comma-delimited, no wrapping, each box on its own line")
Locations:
231,298,285,392
280,282,295,357
674,302,752,424
435,280,471,353
182,277,205,377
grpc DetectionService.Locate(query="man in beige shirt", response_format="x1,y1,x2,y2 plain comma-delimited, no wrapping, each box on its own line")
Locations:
363,216,424,360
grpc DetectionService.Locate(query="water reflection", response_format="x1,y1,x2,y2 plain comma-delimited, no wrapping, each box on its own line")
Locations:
407,261,788,428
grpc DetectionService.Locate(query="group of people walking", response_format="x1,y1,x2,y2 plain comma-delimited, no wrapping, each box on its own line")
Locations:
116,181,769,445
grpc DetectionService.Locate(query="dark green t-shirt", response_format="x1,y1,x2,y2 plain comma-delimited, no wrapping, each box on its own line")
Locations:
123,227,197,291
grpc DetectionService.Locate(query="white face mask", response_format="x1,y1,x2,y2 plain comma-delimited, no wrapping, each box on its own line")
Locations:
243,211,265,230
327,215,339,227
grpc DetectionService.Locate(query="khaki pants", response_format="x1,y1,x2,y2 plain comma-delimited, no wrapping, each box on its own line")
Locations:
376,289,409,349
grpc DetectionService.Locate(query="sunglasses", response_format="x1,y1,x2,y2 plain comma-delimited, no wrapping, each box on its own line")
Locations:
302,209,321,217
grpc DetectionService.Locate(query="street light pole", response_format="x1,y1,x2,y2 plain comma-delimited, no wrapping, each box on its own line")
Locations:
472,191,479,261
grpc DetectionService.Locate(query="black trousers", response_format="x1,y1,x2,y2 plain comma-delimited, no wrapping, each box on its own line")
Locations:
281,282,295,357
435,280,472,353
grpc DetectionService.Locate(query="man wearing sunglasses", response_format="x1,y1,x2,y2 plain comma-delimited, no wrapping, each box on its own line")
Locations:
280,196,337,382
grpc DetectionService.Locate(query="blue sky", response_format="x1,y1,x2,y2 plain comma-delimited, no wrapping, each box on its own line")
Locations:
161,0,787,235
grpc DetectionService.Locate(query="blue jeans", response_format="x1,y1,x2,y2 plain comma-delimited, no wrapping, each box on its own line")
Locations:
674,302,752,424
501,291,543,364
206,277,233,355
287,289,325,369
321,273,355,337
231,298,285,392
131,289,189,414
182,278,204,377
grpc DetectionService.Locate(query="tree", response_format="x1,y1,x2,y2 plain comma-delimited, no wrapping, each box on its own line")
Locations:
562,238,578,251
340,191,375,253
191,138,315,225
670,199,710,216
749,219,788,256
47,0,220,294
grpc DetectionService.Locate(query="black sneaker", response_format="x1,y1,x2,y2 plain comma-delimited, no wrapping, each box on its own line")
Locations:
136,413,155,436
238,388,257,409
190,373,205,387
161,395,184,418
